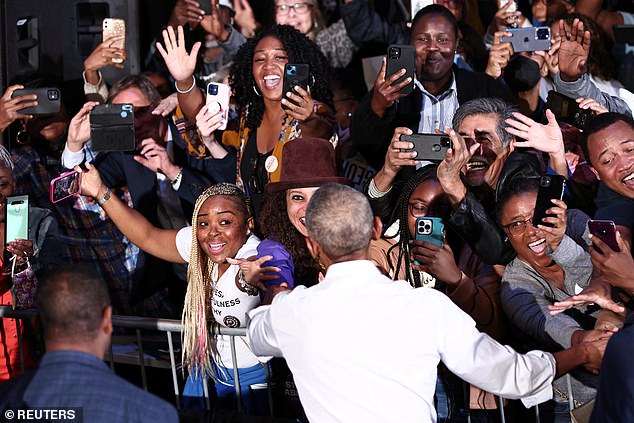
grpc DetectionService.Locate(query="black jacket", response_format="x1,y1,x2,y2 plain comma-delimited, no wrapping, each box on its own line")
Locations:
351,67,514,170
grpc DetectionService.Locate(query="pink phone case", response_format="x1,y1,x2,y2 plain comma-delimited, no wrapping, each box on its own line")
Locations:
206,82,231,131
50,171,81,203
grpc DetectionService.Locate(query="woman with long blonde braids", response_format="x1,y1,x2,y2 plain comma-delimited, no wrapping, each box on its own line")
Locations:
75,165,273,413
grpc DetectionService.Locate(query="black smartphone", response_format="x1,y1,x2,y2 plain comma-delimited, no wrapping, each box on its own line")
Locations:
400,133,452,162
282,64,310,111
588,220,620,252
500,27,551,52
90,104,135,152
12,88,61,115
613,24,634,45
386,45,415,96
545,91,593,130
532,175,565,228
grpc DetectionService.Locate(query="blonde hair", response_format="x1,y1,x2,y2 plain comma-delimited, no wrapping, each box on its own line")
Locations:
182,183,250,376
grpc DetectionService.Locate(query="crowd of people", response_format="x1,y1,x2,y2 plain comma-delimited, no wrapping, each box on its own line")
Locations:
1,0,634,421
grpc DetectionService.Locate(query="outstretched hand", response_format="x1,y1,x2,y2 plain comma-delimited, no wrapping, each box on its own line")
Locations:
557,18,590,82
227,255,281,291
75,162,106,200
506,110,564,156
548,285,625,316
156,25,201,85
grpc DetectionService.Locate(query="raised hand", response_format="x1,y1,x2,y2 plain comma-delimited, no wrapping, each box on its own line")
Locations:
485,31,513,79
134,138,181,180
67,101,101,152
152,93,179,117
370,58,411,118
557,18,590,82
234,0,257,38
83,35,127,84
167,0,205,29
156,25,201,85
437,128,480,207
490,1,522,33
0,85,36,130
200,0,229,41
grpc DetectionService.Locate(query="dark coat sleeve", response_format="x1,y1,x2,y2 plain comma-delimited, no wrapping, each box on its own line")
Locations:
340,0,409,46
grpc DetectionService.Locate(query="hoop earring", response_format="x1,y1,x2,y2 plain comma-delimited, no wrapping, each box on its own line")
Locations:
252,84,262,97
309,74,316,88
16,122,29,145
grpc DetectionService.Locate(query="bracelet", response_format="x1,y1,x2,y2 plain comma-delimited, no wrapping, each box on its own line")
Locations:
237,270,259,296
97,187,111,207
174,76,196,94
169,167,183,187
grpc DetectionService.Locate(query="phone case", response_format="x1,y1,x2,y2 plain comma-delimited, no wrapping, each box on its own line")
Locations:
415,217,444,247
12,88,61,115
532,175,565,227
50,171,81,203
206,82,231,131
386,45,415,96
500,27,551,52
282,64,310,110
103,18,125,52
400,133,452,162
545,91,593,130
588,220,620,252
6,195,29,244
90,104,135,152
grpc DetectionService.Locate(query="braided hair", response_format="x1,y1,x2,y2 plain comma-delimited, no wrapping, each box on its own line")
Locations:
229,24,333,133
385,165,440,287
182,183,250,376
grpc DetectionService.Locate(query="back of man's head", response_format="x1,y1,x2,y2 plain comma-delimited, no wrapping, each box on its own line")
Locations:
37,266,111,344
305,183,374,259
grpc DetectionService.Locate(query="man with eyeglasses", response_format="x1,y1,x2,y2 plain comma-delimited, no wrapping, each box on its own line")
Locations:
349,4,512,172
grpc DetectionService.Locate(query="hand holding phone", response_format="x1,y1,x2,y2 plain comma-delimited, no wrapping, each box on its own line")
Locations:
588,220,620,252
282,64,310,111
90,104,135,152
532,175,565,228
499,27,551,52
415,217,445,247
11,88,61,115
5,195,29,245
50,171,81,203
206,82,230,131
546,91,593,130
400,133,452,162
386,45,415,96
102,18,126,63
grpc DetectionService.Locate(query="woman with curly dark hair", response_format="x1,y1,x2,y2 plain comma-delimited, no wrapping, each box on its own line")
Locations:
157,24,335,218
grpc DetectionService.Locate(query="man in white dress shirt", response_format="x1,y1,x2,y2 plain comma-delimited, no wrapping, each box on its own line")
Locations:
247,183,606,423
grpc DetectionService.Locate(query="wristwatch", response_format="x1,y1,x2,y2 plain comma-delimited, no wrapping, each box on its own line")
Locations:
97,187,111,206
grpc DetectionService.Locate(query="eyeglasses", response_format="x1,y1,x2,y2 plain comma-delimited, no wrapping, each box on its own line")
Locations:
276,3,313,15
408,201,430,218
502,217,535,236
247,155,267,195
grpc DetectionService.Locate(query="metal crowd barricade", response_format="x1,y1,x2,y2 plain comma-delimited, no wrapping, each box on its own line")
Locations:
0,306,576,421
0,306,271,414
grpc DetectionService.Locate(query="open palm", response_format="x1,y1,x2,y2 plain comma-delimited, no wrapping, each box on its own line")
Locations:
557,18,590,81
156,25,200,82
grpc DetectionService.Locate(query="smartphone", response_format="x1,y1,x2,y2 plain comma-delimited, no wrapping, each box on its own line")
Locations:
282,64,310,111
613,24,634,45
400,133,452,162
415,217,444,247
11,88,61,115
50,171,81,203
411,0,433,19
545,91,593,130
198,0,212,14
500,27,551,52
6,195,29,245
206,82,231,131
90,104,135,152
532,175,565,228
103,18,125,63
386,45,415,96
588,220,620,252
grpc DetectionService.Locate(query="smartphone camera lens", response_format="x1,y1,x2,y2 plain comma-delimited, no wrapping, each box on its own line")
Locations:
418,220,432,234
536,28,550,40
540,176,551,187
389,48,400,60
441,137,451,148
208,84,218,95
47,90,59,101
287,65,297,75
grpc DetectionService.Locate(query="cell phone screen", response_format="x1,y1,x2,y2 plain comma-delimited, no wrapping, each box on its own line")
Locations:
50,171,80,203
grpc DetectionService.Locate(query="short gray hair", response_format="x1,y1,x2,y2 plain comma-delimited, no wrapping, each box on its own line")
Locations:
305,183,374,259
0,144,14,173
451,98,518,148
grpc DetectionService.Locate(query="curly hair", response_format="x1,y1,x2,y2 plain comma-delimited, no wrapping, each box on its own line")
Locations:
229,25,333,133
548,13,616,81
258,190,320,287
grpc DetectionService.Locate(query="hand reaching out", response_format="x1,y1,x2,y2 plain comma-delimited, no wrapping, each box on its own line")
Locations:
156,25,201,86
234,0,257,38
557,18,590,82
227,255,281,291
576,97,608,115
505,110,565,156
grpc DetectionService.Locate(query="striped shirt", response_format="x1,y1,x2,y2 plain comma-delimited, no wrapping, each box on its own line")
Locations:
415,74,459,134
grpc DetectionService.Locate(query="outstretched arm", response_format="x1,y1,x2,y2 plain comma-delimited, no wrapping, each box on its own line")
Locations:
76,162,186,264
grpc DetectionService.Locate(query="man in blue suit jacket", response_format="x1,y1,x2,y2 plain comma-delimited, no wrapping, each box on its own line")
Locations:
0,266,178,423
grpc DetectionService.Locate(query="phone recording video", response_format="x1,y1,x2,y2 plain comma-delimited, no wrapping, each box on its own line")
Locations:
50,171,81,203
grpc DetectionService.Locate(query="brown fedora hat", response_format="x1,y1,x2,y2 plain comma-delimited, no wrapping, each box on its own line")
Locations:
266,137,352,193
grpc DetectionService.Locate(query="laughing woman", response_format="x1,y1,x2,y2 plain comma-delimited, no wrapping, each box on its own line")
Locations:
77,163,270,413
